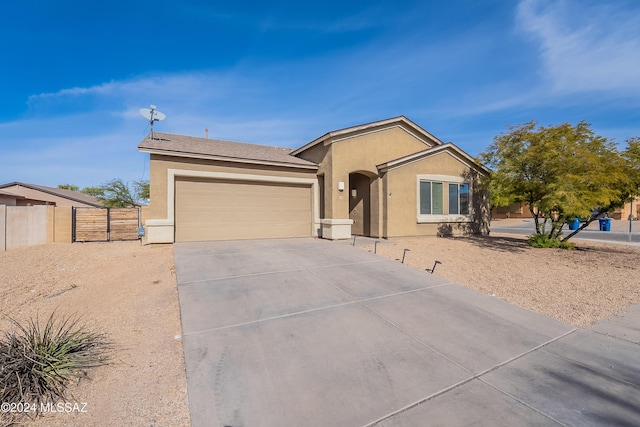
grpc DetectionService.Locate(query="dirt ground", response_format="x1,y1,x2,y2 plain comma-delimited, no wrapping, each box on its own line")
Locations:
366,234,640,328
0,241,190,426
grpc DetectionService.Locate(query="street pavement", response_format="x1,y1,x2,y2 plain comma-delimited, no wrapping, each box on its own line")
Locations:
491,218,640,245
174,238,640,426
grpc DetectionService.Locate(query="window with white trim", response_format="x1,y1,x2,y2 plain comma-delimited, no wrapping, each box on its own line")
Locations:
417,175,471,222
419,181,443,215
448,183,469,215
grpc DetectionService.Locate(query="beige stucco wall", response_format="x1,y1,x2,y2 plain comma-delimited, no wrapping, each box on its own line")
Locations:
5,206,48,249
492,203,531,219
53,206,72,243
148,155,318,222
611,196,640,220
295,142,330,166
294,123,489,239
329,126,433,223
384,151,489,237
141,206,150,226
47,205,55,243
1,205,73,251
295,124,434,236
0,205,5,251
296,142,332,219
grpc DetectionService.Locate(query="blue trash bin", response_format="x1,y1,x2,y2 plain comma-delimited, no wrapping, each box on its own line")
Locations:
599,218,611,232
569,218,580,230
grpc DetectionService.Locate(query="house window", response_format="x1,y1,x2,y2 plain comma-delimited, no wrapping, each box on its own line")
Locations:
448,183,469,215
417,174,471,223
419,181,443,215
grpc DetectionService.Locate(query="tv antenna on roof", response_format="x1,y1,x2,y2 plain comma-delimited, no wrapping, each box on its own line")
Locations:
139,104,166,139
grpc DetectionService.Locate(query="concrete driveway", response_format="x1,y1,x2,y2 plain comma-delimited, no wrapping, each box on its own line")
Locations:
174,238,640,426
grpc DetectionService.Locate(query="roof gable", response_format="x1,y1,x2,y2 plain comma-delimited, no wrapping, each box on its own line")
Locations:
377,143,489,174
292,116,443,156
138,133,318,169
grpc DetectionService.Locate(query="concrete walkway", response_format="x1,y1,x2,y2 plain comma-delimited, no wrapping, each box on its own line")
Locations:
174,238,640,426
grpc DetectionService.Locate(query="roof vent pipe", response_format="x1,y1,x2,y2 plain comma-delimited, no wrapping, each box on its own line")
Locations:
205,128,209,139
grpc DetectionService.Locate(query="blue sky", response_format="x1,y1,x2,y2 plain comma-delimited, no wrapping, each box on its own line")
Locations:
1,0,639,188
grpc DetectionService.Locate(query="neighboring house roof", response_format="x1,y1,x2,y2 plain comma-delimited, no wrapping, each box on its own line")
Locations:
291,116,444,156
0,182,104,207
0,189,25,200
377,143,490,174
138,133,318,170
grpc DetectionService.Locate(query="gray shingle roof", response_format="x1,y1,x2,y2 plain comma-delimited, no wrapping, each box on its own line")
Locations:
138,133,318,168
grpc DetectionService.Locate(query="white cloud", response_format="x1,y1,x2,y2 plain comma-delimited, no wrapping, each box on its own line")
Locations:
516,0,640,95
27,72,249,107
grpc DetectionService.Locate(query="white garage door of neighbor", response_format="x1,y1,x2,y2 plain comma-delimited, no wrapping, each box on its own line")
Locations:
175,177,313,242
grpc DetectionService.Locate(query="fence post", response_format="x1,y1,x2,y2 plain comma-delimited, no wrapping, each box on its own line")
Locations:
106,208,111,242
71,207,76,243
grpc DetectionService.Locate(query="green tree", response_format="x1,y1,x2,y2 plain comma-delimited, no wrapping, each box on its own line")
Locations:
623,137,640,197
96,179,139,208
58,180,149,206
133,180,149,203
481,121,636,243
57,184,80,192
80,186,106,198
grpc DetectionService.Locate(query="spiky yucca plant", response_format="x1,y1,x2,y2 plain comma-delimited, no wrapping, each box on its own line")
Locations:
0,313,112,416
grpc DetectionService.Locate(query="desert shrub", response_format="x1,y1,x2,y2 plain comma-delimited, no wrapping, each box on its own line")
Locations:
0,312,112,418
528,234,575,249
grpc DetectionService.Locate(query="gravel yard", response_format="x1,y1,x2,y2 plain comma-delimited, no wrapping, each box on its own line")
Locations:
0,241,190,426
366,234,640,327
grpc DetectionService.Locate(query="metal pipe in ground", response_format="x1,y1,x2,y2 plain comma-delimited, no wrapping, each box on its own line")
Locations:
401,248,410,263
428,260,442,274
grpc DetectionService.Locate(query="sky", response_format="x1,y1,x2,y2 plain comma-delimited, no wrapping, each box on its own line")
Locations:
1,0,639,189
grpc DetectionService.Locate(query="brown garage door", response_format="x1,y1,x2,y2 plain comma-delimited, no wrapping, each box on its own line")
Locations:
175,177,312,242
